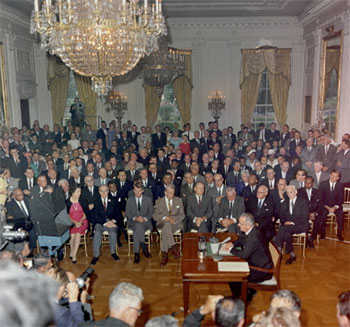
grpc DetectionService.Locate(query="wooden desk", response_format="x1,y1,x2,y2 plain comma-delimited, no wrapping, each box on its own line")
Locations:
181,233,249,315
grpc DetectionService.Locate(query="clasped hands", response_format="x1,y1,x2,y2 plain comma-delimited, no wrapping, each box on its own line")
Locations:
222,242,234,252
135,216,146,223
105,220,117,228
195,217,206,227
284,221,295,226
325,205,336,213
164,216,176,224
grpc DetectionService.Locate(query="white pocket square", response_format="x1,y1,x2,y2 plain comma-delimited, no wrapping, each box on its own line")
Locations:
176,205,180,208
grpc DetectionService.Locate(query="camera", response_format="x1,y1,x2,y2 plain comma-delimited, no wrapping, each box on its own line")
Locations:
76,267,94,289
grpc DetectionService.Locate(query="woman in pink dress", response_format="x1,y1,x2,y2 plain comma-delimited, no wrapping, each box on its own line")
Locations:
67,186,88,263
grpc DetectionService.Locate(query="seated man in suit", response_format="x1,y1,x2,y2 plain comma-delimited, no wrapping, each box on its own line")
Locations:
186,181,213,232
223,213,273,300
275,185,309,264
125,182,154,264
153,185,185,267
217,187,245,233
289,169,307,189
180,172,195,212
5,188,36,252
298,176,321,222
308,169,344,245
246,185,274,242
90,185,120,265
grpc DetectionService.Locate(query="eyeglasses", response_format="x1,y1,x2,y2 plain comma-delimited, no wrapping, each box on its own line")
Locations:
129,307,143,316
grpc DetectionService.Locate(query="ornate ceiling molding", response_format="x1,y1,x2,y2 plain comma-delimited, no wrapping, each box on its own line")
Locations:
0,4,30,29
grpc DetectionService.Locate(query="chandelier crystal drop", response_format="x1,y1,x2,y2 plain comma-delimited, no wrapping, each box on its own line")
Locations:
30,0,167,96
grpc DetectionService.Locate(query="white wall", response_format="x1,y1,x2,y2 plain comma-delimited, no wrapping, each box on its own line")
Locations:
97,16,305,133
0,4,51,128
301,0,350,142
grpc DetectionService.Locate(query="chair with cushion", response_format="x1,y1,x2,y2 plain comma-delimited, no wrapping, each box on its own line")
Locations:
343,187,350,225
248,242,281,292
292,232,307,258
124,218,151,256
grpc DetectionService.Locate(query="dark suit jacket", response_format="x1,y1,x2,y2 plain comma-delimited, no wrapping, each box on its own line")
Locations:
5,198,31,225
96,128,109,149
19,177,37,191
186,194,213,225
315,144,337,172
217,195,245,221
242,185,258,203
151,132,167,150
231,227,273,283
318,180,344,209
92,197,117,225
289,139,306,158
157,157,171,174
80,186,100,216
280,132,290,147
279,196,309,232
269,189,288,219
298,187,321,214
5,155,28,179
246,196,274,241
266,129,281,145
81,317,129,327
275,167,294,184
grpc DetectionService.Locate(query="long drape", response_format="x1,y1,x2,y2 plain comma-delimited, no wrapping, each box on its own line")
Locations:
48,56,70,125
173,53,193,125
74,74,97,129
144,84,162,127
240,48,291,126
324,48,340,99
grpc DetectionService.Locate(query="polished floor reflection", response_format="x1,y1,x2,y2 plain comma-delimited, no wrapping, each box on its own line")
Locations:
60,224,350,327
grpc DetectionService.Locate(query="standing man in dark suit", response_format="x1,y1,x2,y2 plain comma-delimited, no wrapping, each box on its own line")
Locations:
186,181,213,232
266,122,280,145
125,182,153,264
255,123,269,143
275,185,309,264
246,185,274,242
151,125,167,151
90,185,119,265
336,139,350,186
315,134,337,173
96,121,109,150
308,170,344,245
80,176,100,233
280,124,290,148
116,170,133,212
5,146,27,179
223,213,273,299
217,187,245,233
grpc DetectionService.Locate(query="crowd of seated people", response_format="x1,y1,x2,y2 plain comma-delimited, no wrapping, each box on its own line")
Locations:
0,119,348,267
0,117,349,327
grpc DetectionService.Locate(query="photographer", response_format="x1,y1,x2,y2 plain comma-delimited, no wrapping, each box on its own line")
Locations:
46,267,85,327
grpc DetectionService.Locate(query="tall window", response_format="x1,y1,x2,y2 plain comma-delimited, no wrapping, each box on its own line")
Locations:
62,71,79,126
252,69,275,130
156,84,182,130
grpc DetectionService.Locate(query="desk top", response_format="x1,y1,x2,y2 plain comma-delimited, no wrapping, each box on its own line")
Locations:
181,233,249,281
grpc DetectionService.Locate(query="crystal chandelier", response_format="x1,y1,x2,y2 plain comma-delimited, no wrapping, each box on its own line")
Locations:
30,0,167,97
141,35,186,96
208,90,225,125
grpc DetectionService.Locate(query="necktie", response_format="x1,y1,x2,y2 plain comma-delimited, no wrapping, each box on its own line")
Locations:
229,201,233,217
137,198,141,212
308,147,311,154
225,166,228,175
290,200,294,215
325,146,328,155
121,182,124,188
258,199,262,209
103,199,107,210
218,188,222,196
90,187,93,196
331,183,334,192
168,199,172,214
19,201,28,217
270,181,273,189
198,196,202,207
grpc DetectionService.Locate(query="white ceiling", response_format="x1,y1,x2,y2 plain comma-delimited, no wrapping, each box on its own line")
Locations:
2,0,313,18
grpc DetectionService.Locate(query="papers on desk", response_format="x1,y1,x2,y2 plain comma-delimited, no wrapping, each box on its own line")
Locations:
218,262,250,272
210,243,233,256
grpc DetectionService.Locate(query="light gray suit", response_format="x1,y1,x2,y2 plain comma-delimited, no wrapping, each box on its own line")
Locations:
94,177,111,187
310,171,329,189
336,149,350,184
289,179,305,189
300,146,317,173
153,196,185,252
125,195,153,253
217,196,245,233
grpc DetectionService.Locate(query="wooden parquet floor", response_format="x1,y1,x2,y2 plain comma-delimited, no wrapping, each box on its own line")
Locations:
60,224,350,327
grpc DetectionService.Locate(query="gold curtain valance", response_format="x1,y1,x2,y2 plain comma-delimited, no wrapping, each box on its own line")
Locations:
48,55,70,88
325,48,340,74
240,48,292,87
